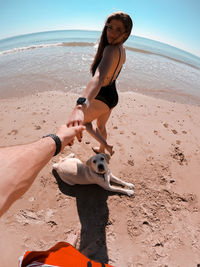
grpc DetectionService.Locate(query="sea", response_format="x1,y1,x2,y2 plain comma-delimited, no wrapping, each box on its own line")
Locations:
0,30,200,106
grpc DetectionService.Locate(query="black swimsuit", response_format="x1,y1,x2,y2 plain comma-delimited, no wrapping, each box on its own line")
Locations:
95,80,118,109
95,48,121,109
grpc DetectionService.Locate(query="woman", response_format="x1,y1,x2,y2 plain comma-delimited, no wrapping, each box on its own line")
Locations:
67,11,133,155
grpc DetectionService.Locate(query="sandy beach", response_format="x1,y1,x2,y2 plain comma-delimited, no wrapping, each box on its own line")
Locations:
0,90,200,266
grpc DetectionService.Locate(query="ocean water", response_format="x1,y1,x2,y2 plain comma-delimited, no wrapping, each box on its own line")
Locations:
0,30,200,105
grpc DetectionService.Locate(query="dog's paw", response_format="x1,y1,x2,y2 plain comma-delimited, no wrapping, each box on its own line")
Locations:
52,163,58,169
127,183,134,189
126,189,134,197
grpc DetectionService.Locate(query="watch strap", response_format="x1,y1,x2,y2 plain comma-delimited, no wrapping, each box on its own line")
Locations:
76,97,89,108
42,134,62,156
84,98,90,108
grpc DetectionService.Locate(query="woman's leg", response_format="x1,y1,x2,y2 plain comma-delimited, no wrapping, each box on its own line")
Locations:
83,100,114,155
85,122,114,155
85,122,107,147
94,109,111,153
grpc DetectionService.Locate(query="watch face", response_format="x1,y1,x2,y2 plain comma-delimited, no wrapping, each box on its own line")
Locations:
77,97,86,105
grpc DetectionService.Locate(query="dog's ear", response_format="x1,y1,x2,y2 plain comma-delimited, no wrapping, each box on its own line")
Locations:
104,153,110,163
92,147,99,154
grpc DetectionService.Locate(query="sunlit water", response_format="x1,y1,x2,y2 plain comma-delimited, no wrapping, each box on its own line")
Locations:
0,30,200,105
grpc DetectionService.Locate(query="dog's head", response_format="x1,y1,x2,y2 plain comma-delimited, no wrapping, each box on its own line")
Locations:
86,153,110,174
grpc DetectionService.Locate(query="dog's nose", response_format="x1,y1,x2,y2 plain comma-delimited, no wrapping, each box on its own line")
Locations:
98,164,105,171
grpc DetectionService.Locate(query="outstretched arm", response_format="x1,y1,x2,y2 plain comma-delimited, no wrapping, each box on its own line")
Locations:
67,46,118,141
0,125,85,217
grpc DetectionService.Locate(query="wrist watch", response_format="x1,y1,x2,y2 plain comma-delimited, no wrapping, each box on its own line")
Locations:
42,134,62,156
76,97,89,108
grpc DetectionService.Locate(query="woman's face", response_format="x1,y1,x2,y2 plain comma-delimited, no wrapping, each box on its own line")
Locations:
106,19,126,45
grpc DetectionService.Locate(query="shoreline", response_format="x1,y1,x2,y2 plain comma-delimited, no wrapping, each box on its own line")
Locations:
126,46,200,70
1,87,200,107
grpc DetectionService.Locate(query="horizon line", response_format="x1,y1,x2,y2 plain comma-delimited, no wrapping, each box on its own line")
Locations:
0,29,200,59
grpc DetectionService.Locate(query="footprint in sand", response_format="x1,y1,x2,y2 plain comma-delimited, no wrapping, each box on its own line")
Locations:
171,146,187,165
8,129,18,135
116,142,124,153
171,129,178,134
163,123,168,128
16,209,43,225
46,220,57,228
127,159,134,166
154,130,165,140
34,125,41,130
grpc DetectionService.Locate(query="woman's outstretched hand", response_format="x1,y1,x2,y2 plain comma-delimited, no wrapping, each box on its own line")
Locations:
67,106,85,142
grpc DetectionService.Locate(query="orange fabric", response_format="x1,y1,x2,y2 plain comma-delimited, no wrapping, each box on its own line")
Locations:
20,241,113,267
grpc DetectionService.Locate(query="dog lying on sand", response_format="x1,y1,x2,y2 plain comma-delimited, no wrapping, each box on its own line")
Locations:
53,153,134,196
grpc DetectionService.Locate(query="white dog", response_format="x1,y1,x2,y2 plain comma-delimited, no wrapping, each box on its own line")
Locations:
53,153,134,196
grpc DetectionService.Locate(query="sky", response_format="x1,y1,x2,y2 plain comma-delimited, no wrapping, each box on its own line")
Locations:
0,0,200,57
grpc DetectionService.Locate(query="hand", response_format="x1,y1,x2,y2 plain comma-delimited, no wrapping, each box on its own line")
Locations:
56,124,85,151
67,106,85,142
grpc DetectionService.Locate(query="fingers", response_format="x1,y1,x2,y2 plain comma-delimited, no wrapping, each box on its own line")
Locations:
67,124,83,142
67,120,84,142
76,131,82,142
68,138,74,146
66,107,85,142
67,107,84,127
56,125,85,149
67,120,82,127
75,125,86,142
68,125,85,142
73,123,82,142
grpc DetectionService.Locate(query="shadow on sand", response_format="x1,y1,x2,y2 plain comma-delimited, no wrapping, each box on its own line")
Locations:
52,169,113,263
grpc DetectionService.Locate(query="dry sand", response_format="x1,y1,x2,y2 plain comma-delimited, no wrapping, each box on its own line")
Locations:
0,91,200,266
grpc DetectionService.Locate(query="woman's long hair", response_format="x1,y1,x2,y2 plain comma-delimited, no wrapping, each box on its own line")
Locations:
90,12,133,75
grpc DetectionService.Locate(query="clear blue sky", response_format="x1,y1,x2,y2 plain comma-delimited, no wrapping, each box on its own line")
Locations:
0,0,199,57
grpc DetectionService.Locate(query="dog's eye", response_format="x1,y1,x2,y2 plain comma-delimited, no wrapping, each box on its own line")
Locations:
100,157,104,161
93,160,96,163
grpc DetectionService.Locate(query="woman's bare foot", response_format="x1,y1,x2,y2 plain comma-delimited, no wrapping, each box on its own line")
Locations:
105,144,115,156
